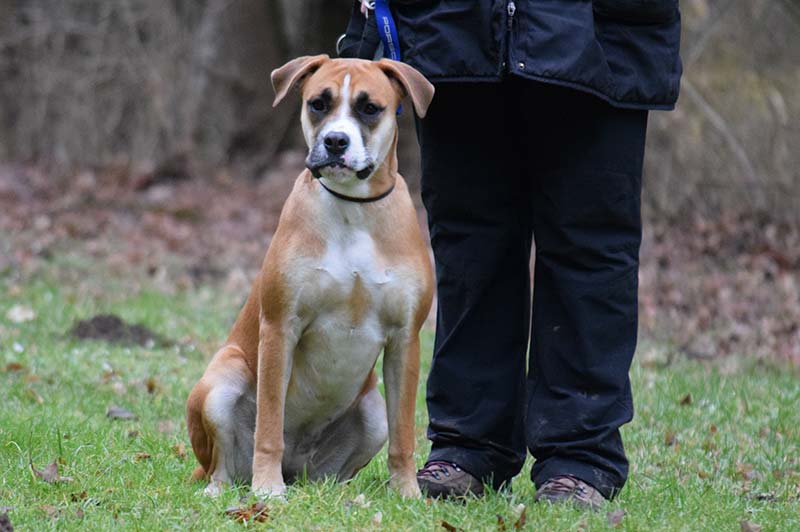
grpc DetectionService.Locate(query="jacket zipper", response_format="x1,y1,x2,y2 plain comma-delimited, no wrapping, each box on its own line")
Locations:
501,1,516,73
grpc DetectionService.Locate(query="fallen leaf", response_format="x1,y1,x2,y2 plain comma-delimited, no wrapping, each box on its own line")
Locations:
172,443,187,460
665,431,677,446
4,362,24,372
224,502,268,523
40,504,59,518
607,508,625,527
679,393,693,406
709,424,718,434
496,514,507,531
741,520,762,532
353,493,369,507
134,452,151,461
31,460,73,483
513,506,527,530
145,377,158,394
106,405,137,420
25,388,44,404
157,420,176,434
127,430,140,439
737,463,762,481
371,511,383,526
6,305,35,323
441,521,459,532
70,491,87,502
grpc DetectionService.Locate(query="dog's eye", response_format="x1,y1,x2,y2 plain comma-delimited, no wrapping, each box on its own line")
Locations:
309,98,327,113
363,103,380,116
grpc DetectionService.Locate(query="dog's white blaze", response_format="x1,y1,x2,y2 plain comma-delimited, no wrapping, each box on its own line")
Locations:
319,74,368,170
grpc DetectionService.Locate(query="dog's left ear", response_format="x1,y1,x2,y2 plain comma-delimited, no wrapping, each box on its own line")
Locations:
271,54,330,108
377,59,435,118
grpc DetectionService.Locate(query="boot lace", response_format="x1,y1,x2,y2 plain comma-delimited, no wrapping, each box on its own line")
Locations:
417,461,462,481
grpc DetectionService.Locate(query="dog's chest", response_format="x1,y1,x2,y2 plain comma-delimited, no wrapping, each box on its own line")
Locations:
293,222,413,323
284,225,411,426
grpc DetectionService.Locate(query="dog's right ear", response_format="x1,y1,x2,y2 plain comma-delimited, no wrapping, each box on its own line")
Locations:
271,55,330,108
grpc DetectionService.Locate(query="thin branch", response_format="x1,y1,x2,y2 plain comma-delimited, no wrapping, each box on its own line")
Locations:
679,78,762,201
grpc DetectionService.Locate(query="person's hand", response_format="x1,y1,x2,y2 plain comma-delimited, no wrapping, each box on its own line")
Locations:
360,1,374,17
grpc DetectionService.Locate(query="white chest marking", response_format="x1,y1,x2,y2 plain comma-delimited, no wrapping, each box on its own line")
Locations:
318,228,391,286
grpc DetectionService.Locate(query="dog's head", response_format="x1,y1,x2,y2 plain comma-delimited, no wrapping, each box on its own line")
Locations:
271,56,433,193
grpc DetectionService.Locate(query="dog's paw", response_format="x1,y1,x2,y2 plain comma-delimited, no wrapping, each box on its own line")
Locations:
252,481,287,501
202,480,225,497
390,476,422,499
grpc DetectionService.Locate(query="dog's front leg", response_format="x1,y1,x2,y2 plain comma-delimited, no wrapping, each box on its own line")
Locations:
251,309,294,499
383,332,422,498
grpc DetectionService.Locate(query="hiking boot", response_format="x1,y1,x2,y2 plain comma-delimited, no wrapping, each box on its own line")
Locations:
416,461,485,498
534,475,606,510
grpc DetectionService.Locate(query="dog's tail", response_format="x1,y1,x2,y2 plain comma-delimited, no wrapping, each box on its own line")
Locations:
186,381,213,482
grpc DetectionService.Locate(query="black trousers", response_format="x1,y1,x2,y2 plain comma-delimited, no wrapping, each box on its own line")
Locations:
418,78,648,499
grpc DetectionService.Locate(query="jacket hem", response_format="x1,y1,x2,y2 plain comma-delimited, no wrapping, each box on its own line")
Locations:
422,72,677,111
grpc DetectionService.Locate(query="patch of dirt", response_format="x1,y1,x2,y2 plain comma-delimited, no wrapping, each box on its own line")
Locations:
70,314,171,347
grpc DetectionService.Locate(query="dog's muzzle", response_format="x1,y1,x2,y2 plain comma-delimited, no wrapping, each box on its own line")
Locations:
306,157,374,180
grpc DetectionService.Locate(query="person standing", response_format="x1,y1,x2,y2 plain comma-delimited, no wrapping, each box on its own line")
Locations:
340,0,682,509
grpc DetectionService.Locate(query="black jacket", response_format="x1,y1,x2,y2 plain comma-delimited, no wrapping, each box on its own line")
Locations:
340,0,682,110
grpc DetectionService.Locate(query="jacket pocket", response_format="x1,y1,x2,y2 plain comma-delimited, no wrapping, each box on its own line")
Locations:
593,0,678,24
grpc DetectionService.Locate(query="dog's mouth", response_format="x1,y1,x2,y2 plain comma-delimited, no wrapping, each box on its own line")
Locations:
306,158,374,181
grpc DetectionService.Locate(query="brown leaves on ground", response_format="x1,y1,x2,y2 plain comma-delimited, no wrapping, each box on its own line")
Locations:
3,161,800,367
106,405,138,420
134,452,151,462
606,508,626,528
440,520,460,532
640,215,800,366
173,443,188,460
224,502,269,524
30,460,73,483
741,520,762,532
495,505,527,531
40,505,59,518
512,506,526,529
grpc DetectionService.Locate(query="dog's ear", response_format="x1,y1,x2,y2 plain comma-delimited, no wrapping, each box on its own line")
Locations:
271,55,330,108
377,59,435,118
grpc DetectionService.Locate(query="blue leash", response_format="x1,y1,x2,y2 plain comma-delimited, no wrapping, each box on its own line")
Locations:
373,0,403,115
374,0,401,62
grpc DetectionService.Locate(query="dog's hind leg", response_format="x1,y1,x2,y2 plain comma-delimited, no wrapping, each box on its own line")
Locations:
187,346,256,496
306,383,388,482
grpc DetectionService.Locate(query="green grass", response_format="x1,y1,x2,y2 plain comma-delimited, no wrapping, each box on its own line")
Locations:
1,264,798,531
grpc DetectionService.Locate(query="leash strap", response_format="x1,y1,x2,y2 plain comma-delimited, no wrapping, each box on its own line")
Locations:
319,181,395,203
373,0,403,115
374,0,400,62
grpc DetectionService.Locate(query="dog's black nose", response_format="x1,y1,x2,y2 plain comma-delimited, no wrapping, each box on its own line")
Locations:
323,132,350,155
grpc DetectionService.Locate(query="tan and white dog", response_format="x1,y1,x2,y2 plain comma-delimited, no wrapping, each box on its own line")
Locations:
186,55,434,499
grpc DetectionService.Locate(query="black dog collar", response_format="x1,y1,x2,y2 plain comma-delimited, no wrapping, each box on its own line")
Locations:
318,181,395,203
